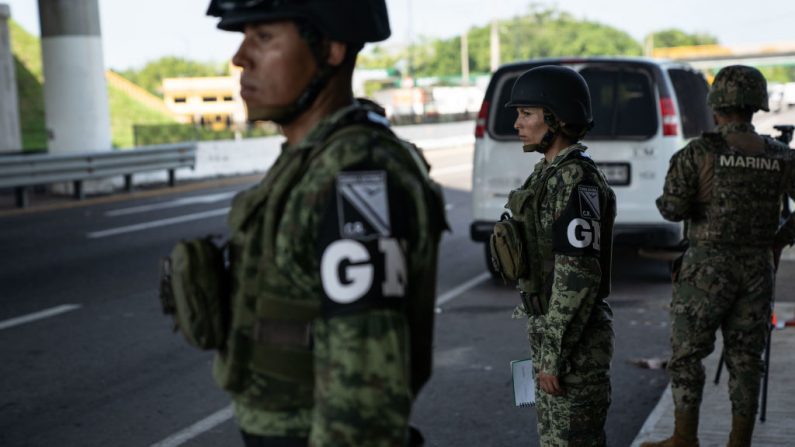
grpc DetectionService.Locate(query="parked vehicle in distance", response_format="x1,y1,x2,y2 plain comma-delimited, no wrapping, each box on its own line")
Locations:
471,57,714,276
782,82,795,108
768,82,785,113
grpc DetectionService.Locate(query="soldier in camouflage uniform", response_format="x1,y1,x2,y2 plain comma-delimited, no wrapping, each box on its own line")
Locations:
206,1,447,445
502,66,616,446
643,65,795,447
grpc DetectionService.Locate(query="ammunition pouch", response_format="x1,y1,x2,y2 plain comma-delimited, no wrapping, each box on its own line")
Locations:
489,212,529,282
160,236,230,350
212,294,320,407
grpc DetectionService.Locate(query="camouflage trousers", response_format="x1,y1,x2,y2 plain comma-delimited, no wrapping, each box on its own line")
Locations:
535,381,610,447
669,245,773,417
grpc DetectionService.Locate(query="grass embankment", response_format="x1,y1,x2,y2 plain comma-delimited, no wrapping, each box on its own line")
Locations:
9,20,177,150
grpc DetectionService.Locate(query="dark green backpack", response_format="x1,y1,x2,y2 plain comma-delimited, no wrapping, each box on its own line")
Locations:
159,236,229,350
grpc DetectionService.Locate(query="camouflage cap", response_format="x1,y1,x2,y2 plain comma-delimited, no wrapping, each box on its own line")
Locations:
707,65,769,112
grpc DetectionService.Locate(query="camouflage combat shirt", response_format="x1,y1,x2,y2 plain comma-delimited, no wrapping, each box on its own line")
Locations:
508,144,615,384
219,101,446,444
657,122,795,247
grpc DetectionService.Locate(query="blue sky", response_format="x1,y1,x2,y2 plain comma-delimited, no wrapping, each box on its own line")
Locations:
4,0,794,70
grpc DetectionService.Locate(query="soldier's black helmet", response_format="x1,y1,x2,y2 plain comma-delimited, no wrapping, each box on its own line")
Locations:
505,65,593,126
207,0,390,124
206,0,391,43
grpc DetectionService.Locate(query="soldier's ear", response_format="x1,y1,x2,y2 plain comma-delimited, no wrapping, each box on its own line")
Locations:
327,41,347,67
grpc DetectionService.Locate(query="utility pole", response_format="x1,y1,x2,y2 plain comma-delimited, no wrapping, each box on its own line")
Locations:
461,31,469,86
490,19,500,73
406,0,414,86
645,33,655,57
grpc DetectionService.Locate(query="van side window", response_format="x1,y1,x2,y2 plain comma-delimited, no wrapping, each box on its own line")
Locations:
489,65,659,141
668,69,714,138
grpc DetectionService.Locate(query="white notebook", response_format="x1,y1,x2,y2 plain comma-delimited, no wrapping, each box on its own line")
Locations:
511,358,536,407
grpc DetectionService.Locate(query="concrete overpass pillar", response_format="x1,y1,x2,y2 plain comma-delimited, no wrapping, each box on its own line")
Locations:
0,3,22,153
38,0,111,154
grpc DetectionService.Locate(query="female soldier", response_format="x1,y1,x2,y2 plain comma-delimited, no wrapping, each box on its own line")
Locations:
495,65,616,446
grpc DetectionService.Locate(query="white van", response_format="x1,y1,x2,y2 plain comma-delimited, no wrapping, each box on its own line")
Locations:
470,57,713,274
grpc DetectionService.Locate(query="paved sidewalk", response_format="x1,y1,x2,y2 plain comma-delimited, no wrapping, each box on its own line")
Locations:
632,301,795,447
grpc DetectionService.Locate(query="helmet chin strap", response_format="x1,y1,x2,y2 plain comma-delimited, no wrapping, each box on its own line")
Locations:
522,129,556,153
246,64,336,125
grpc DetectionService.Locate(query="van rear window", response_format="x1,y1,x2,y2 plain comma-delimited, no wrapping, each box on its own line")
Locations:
668,68,713,138
580,67,657,139
491,65,658,140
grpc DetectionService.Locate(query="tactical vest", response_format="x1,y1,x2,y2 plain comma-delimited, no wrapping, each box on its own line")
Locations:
213,103,446,408
508,147,615,310
687,132,790,247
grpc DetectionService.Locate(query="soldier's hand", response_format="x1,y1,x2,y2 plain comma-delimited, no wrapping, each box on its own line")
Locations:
538,372,564,396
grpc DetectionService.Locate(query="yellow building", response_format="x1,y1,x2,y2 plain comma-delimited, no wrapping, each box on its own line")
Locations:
162,66,245,130
161,66,397,129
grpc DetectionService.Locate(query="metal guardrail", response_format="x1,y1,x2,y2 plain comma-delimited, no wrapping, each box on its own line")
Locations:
0,143,197,208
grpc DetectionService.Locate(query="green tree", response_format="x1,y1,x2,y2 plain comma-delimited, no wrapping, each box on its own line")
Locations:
498,7,642,65
350,5,644,79
358,44,403,70
119,57,227,97
758,66,795,83
646,29,719,48
410,5,642,78
411,36,465,78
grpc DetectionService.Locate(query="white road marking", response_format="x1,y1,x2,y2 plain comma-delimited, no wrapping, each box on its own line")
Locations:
436,272,491,305
147,273,491,445
87,208,230,239
106,192,236,217
150,405,234,447
0,304,82,331
432,163,472,177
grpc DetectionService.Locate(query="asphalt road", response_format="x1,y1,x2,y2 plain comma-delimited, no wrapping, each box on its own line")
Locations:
2,143,678,447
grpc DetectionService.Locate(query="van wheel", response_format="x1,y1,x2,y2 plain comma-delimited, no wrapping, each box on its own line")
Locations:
484,243,500,279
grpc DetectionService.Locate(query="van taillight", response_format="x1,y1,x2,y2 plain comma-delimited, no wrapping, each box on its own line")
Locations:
660,97,678,136
475,100,490,139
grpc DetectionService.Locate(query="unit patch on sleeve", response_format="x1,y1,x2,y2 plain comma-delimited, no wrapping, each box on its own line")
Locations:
336,171,391,240
553,182,602,257
578,184,601,220
316,169,410,317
